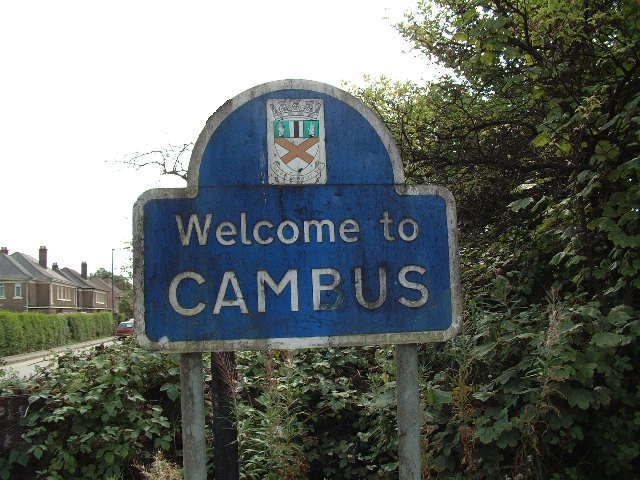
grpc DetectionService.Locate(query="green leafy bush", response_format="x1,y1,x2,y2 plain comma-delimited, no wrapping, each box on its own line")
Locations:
0,313,27,355
0,311,115,356
0,340,181,480
235,347,400,479
1,315,637,479
418,286,639,479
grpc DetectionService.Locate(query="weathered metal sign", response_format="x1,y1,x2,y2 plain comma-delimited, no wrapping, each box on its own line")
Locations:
134,80,461,352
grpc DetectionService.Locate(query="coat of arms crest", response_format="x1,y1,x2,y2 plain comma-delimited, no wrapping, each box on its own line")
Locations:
267,99,326,184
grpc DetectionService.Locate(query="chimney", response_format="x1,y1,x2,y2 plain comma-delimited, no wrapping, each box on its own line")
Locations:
81,262,88,279
39,246,48,268
52,262,59,271
0,247,8,255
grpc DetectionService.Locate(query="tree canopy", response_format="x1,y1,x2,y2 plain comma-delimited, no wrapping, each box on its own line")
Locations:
355,0,639,306
352,1,639,477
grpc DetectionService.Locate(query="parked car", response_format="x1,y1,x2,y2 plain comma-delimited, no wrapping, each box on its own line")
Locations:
115,319,135,337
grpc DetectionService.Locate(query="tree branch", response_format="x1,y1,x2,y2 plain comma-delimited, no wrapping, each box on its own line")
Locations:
123,143,193,181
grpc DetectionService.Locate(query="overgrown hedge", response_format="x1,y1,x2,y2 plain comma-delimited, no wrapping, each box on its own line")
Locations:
0,311,116,357
0,341,180,480
0,321,638,478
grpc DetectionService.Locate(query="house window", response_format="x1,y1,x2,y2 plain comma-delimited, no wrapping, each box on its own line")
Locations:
0,283,5,298
56,285,72,301
96,292,105,305
14,283,23,299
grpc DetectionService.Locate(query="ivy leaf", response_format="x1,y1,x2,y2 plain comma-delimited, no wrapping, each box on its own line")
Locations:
532,130,551,147
591,332,628,347
472,390,494,402
160,382,181,402
508,197,534,212
476,426,498,444
606,306,632,325
424,388,452,408
568,388,594,409
473,341,497,360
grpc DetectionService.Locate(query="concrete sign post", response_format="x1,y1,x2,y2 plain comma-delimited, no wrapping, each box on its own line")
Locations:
134,80,462,479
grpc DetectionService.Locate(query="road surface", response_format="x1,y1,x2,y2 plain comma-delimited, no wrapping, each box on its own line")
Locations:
1,337,116,378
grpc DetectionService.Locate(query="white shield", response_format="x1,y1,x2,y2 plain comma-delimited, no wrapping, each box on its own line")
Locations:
267,99,326,184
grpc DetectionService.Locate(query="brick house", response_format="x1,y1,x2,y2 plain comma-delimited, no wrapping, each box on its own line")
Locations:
58,262,112,313
0,246,114,314
0,249,32,311
88,276,123,314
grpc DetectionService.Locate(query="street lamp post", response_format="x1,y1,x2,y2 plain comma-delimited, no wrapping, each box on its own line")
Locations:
111,248,115,318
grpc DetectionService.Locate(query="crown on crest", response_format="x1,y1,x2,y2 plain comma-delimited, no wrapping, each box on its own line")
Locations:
270,99,322,121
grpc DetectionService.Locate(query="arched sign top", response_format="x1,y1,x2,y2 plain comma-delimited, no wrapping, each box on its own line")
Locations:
134,79,461,352
187,79,405,188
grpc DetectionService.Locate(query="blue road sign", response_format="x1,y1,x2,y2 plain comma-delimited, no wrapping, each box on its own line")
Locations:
134,80,461,351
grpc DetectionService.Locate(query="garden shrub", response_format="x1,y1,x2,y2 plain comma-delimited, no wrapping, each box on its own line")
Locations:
417,285,640,479
234,347,400,479
0,313,27,356
1,314,638,479
0,311,116,357
0,340,181,480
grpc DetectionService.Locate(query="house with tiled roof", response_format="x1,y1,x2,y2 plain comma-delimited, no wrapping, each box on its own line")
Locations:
88,275,123,313
0,248,32,311
58,262,111,312
0,246,113,314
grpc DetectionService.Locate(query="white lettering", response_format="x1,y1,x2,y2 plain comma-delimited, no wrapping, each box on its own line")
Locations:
398,265,429,308
240,212,252,245
176,214,212,246
312,268,343,310
303,219,335,243
253,220,274,245
168,264,430,317
339,219,360,242
354,266,387,309
173,212,367,246
277,220,300,244
168,271,206,316
257,269,299,312
216,221,237,246
398,217,419,242
379,210,395,241
213,271,248,314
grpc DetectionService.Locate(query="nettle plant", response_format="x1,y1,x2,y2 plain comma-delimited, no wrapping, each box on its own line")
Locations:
234,347,400,480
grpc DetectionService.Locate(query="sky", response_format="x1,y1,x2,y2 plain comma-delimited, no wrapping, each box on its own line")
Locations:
1,0,435,277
